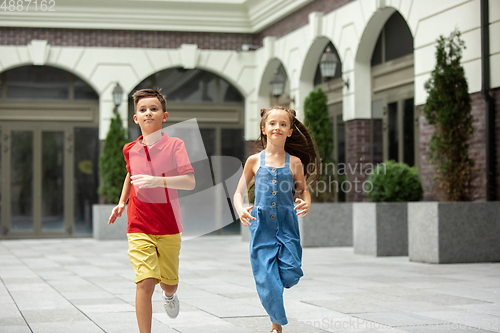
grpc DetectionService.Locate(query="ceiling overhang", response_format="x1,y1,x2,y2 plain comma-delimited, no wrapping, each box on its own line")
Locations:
0,0,314,33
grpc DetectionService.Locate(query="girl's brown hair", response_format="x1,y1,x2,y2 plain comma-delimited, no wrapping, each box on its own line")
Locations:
258,105,320,185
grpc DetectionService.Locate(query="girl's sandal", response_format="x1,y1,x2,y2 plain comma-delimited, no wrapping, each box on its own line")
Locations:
270,330,282,333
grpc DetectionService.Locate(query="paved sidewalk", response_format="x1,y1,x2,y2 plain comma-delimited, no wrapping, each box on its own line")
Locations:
1,236,499,333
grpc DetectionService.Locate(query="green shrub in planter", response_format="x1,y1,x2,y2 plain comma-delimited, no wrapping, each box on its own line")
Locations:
365,161,423,202
98,112,129,204
304,87,335,202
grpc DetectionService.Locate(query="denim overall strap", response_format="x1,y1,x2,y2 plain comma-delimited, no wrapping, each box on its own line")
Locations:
260,150,266,167
285,152,290,167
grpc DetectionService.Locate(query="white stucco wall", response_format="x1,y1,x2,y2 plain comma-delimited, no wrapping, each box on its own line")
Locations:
0,0,496,140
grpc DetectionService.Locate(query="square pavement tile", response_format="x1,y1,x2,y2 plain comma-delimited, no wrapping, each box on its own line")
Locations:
353,312,449,327
28,321,104,333
398,324,493,332
0,326,33,333
417,310,500,332
303,299,395,314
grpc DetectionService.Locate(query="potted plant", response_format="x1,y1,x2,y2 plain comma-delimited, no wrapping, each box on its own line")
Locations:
409,30,499,263
93,111,129,239
302,87,353,247
354,161,423,256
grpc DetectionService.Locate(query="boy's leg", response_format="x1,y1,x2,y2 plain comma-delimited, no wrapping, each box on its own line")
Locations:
160,282,178,297
157,233,182,318
135,278,156,333
127,233,163,331
156,233,181,288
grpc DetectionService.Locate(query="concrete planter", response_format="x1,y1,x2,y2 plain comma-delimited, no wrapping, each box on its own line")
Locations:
301,203,353,247
353,202,408,256
92,204,128,240
408,202,500,263
241,202,353,247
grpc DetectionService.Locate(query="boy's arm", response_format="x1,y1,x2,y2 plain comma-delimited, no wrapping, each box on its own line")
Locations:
108,173,131,225
130,172,195,190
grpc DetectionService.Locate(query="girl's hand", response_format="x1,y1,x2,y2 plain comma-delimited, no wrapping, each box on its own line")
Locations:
108,204,125,225
237,206,256,226
294,198,309,218
130,175,161,189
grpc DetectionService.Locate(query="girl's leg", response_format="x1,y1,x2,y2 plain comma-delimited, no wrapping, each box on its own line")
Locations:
277,243,303,289
250,243,288,325
249,214,288,326
277,221,303,289
272,322,283,332
135,278,156,333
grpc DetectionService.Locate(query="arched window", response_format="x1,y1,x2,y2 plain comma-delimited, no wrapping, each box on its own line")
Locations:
1,65,98,100
371,11,413,66
131,68,243,104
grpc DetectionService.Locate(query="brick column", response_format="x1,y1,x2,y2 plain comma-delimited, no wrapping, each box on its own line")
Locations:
345,119,372,202
418,91,491,201
494,88,500,200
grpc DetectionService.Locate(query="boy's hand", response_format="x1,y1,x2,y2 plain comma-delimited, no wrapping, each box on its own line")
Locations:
237,206,256,226
108,204,125,225
294,198,309,218
130,175,161,189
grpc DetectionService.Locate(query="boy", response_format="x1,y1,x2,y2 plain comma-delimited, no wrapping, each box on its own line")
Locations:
108,89,195,333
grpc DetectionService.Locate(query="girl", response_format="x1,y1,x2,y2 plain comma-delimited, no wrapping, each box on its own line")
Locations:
233,106,319,333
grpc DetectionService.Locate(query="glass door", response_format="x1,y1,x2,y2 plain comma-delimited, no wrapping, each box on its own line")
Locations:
383,98,417,167
2,125,71,237
10,130,35,231
41,131,65,231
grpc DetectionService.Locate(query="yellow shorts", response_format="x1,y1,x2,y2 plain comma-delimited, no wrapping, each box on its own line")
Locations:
127,232,181,285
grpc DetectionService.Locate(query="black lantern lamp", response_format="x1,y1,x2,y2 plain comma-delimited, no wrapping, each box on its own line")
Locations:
112,82,124,113
269,70,285,97
319,46,339,79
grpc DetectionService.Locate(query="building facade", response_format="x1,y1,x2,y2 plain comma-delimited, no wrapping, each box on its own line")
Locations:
0,0,498,238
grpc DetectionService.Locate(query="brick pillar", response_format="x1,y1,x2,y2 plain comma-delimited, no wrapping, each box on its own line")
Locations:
418,92,490,201
345,119,372,202
245,140,262,159
417,105,437,201
494,88,500,200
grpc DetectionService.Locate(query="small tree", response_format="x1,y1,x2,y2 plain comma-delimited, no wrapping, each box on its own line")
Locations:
304,87,334,202
423,30,475,201
98,112,129,203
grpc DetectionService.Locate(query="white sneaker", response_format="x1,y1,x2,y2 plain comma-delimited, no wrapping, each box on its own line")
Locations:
163,292,180,318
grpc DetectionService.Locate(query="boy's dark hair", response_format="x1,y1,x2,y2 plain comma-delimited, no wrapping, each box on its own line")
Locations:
258,105,320,185
132,88,167,112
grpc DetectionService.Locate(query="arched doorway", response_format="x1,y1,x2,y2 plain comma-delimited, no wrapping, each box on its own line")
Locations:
0,65,99,238
370,11,415,166
313,42,346,201
128,68,245,234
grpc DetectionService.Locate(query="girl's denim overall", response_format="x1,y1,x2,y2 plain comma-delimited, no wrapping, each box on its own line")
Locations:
249,150,303,325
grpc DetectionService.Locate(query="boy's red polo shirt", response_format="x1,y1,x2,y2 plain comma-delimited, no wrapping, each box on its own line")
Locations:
123,133,194,235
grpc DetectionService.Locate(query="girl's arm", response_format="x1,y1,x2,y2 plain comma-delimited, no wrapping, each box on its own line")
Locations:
130,173,195,190
292,157,311,218
108,172,131,224
233,155,258,226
